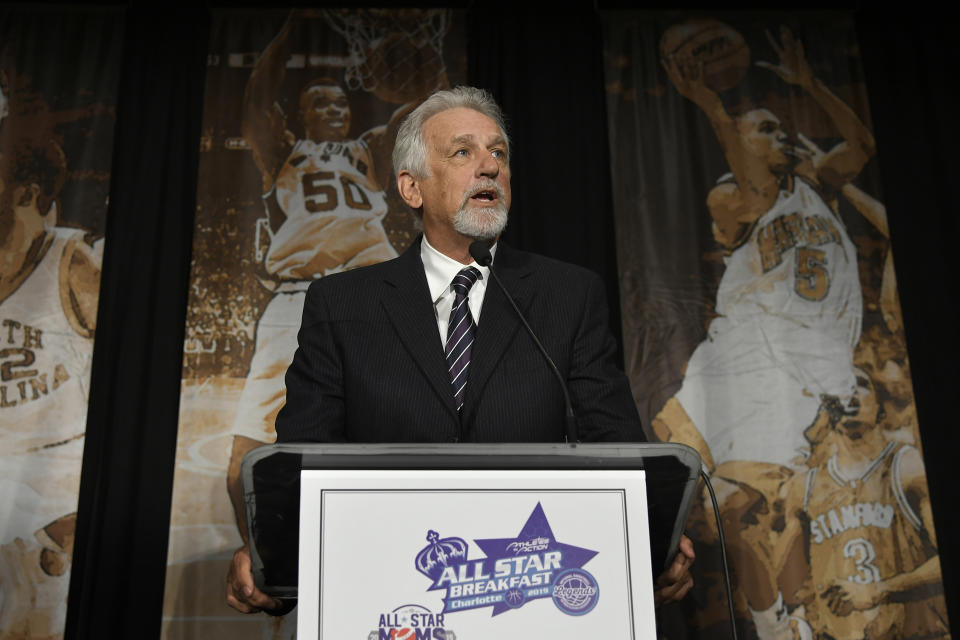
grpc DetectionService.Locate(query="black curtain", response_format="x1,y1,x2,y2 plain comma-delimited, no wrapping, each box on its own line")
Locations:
67,6,957,638
468,8,623,342
856,12,959,631
66,6,209,639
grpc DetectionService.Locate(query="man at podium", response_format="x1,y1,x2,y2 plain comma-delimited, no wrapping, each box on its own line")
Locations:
227,86,695,614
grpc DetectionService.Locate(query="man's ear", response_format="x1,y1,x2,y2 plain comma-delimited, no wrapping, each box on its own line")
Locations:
396,170,423,209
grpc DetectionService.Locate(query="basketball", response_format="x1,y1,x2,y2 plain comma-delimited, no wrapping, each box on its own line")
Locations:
660,19,750,92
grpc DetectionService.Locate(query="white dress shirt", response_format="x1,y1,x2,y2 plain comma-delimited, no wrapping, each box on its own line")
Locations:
420,235,496,347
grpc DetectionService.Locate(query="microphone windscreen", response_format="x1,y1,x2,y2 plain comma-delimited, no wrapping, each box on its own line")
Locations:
468,241,493,266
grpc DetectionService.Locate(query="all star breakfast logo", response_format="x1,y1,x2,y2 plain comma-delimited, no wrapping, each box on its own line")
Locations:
414,503,599,617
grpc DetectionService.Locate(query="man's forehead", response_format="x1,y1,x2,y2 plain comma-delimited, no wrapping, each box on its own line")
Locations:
426,108,504,145
449,131,506,147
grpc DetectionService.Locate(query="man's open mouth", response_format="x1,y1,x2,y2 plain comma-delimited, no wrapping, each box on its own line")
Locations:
470,189,498,202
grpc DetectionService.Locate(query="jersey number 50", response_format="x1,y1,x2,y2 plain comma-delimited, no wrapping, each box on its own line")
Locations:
302,171,373,212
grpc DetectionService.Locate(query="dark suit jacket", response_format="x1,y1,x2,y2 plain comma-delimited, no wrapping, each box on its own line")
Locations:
275,237,644,443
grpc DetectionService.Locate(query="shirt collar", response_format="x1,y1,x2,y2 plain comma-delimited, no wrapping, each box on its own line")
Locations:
421,234,496,303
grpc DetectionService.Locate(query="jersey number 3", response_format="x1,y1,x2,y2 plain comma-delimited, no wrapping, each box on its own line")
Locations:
843,537,882,584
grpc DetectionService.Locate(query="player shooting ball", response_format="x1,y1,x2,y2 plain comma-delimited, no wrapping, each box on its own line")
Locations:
655,24,876,476
654,24,883,637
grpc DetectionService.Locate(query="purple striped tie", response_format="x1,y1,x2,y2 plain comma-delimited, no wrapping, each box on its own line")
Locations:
445,266,481,411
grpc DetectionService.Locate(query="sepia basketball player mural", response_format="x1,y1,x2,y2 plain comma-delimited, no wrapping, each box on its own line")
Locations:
0,10,121,640
603,14,949,639
162,10,465,639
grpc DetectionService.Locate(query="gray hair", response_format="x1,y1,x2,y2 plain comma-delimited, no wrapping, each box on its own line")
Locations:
392,86,509,178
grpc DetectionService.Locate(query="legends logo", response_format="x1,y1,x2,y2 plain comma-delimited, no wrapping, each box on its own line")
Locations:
414,503,600,617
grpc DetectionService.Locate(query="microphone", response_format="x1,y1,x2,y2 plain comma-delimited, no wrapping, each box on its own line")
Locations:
469,241,579,443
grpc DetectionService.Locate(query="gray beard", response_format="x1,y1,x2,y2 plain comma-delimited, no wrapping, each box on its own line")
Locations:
453,202,508,241
453,180,509,240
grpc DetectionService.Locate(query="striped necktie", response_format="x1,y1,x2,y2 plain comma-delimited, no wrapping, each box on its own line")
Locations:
445,266,481,411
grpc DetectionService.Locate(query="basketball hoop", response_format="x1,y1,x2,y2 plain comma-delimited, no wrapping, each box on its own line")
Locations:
320,9,450,103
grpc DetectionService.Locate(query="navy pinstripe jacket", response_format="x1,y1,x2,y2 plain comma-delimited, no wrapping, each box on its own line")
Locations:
275,237,644,444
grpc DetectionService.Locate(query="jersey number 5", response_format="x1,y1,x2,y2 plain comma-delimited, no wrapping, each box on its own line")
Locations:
795,247,830,301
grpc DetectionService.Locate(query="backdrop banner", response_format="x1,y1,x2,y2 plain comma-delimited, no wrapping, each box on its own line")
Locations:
162,9,465,639
0,9,120,640
602,11,949,639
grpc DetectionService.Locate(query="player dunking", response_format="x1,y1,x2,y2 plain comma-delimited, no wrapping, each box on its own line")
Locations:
226,10,432,523
751,369,949,639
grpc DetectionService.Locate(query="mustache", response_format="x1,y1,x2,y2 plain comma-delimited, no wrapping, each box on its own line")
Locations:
460,179,506,208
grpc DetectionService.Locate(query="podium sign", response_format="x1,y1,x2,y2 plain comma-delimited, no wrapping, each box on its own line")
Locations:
298,469,656,640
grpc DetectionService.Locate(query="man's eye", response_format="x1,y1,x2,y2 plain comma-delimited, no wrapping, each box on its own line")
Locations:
455,149,469,157
492,149,506,160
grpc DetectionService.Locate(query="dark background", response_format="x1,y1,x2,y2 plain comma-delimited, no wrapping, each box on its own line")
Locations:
62,4,957,638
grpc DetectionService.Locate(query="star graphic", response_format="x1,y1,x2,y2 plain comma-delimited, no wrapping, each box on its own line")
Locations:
472,502,597,616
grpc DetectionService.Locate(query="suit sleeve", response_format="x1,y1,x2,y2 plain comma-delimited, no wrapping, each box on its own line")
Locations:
567,272,646,442
274,279,347,443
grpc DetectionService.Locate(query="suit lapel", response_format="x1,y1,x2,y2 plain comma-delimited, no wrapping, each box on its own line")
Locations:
460,243,535,427
380,239,460,422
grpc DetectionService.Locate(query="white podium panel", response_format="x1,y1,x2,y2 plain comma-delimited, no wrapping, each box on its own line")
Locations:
298,469,655,640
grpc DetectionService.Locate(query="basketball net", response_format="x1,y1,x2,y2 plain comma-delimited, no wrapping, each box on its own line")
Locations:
320,9,450,96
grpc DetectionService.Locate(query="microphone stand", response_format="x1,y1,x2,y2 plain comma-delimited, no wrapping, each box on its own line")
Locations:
469,241,579,444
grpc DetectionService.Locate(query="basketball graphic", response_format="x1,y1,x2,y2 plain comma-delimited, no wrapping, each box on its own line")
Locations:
659,19,750,91
552,569,600,616
322,8,450,104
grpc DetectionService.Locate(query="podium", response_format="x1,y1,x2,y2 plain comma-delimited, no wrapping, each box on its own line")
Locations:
241,442,700,639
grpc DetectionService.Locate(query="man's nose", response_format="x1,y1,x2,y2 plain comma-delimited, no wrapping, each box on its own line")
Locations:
476,152,500,177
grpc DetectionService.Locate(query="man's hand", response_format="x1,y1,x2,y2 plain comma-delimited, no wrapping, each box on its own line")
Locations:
654,535,695,606
226,544,283,614
756,26,814,90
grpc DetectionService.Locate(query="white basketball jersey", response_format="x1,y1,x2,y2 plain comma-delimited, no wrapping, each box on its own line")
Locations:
795,443,949,638
716,177,862,350
273,137,387,223
264,138,394,279
0,228,92,541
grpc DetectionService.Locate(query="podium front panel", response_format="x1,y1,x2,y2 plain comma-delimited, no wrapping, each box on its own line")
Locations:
298,469,656,640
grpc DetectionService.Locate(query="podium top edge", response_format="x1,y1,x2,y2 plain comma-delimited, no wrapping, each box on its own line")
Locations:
243,442,702,478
